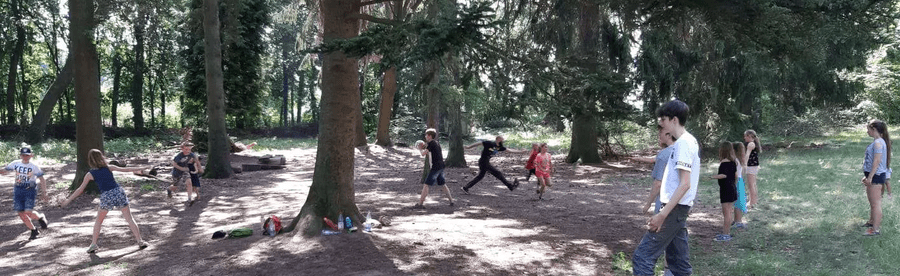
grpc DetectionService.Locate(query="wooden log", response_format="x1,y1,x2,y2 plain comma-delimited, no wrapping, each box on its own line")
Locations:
260,164,286,170
232,166,243,173
129,158,149,164
242,164,262,172
109,160,127,167
259,155,286,165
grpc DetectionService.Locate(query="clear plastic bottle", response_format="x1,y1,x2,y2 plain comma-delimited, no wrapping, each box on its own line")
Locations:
338,213,344,231
364,211,372,232
267,223,276,237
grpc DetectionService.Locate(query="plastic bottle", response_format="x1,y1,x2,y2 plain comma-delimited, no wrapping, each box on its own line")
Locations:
344,216,353,232
338,213,344,231
322,229,340,235
267,223,276,237
364,211,372,232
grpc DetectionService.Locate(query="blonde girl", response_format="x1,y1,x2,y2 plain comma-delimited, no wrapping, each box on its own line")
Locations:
62,149,150,253
862,120,890,236
535,143,553,199
743,130,762,208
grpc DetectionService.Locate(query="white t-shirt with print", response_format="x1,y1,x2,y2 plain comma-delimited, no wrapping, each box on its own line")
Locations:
659,132,701,206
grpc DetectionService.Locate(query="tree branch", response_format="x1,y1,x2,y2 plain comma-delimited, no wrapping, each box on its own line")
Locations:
356,0,395,8
349,13,399,26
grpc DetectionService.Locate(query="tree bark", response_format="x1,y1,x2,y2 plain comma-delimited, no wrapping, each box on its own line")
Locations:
425,61,441,129
354,64,367,147
566,113,602,164
284,0,361,236
111,53,122,128
25,56,74,144
203,0,234,179
131,7,147,131
281,45,290,127
5,0,26,125
444,99,466,167
374,66,397,146
69,0,104,193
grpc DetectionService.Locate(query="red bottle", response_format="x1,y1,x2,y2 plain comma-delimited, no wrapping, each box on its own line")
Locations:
323,217,339,230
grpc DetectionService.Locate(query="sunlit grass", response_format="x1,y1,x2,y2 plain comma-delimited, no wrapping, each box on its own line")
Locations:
245,137,318,151
688,125,900,275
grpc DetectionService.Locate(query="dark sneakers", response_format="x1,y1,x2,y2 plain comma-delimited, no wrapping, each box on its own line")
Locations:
460,186,469,194
37,216,48,229
29,229,40,240
509,179,520,191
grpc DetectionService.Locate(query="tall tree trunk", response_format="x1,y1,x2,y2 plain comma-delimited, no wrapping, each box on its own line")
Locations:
566,113,602,164
281,40,290,127
148,48,155,128
354,65,367,147
203,0,234,179
19,52,29,126
6,0,26,125
375,66,397,146
284,0,361,236
296,68,304,124
111,53,122,128
425,62,441,129
131,7,147,131
69,0,104,192
445,98,466,167
25,55,74,144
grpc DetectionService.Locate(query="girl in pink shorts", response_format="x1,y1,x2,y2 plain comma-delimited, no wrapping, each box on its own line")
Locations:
535,143,553,199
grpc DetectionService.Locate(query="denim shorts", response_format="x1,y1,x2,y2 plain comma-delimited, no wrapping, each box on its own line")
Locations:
13,186,36,212
424,169,445,186
864,171,886,185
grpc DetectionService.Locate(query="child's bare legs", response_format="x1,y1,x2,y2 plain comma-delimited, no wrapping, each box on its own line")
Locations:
441,185,454,205
17,211,37,229
120,206,144,242
91,209,109,246
746,173,758,208
734,207,743,225
417,185,429,206
721,203,734,236
186,179,194,202
866,184,882,231
882,180,892,198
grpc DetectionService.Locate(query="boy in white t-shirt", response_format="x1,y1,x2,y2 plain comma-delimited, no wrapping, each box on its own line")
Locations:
2,147,49,240
632,100,700,276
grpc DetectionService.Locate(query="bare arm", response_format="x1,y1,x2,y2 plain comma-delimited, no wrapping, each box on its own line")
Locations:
172,161,189,173
709,174,727,179
744,142,755,165
109,165,145,173
642,180,662,214
629,156,656,163
465,142,482,149
62,172,93,207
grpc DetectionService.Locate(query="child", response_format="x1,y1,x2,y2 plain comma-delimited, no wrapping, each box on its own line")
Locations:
62,149,150,253
168,142,201,203
461,135,523,193
631,129,676,214
415,129,454,208
732,142,748,229
535,143,553,199
2,147,49,240
524,143,539,183
862,120,890,236
632,100,700,276
743,130,762,209
709,142,739,241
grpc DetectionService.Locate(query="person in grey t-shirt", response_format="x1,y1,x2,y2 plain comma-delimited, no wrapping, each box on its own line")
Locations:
631,127,675,214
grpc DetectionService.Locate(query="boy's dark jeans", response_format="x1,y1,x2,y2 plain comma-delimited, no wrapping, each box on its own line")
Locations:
632,204,692,276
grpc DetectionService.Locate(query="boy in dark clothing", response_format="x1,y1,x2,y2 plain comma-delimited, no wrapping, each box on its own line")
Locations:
415,129,454,208
461,136,524,193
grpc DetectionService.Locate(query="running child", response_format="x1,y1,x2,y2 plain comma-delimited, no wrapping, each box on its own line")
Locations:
2,147,49,240
415,129,454,208
743,130,761,209
632,100,701,276
732,142,748,229
535,143,553,199
461,136,523,193
709,142,739,241
524,143,539,183
168,142,201,203
62,149,150,253
862,120,890,236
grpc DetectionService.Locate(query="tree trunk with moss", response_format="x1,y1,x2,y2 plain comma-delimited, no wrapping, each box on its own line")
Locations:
69,0,104,193
566,113,602,164
283,0,362,236
202,0,234,179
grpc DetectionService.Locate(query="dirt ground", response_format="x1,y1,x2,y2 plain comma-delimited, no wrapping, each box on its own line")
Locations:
0,144,725,276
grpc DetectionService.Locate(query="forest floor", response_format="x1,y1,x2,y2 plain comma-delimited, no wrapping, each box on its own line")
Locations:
0,144,727,276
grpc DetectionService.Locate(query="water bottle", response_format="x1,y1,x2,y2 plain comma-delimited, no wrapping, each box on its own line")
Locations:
267,223,276,237
364,211,373,232
322,229,340,235
338,213,344,231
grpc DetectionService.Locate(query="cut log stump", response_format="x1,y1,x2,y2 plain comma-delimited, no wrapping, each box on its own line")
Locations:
242,164,262,172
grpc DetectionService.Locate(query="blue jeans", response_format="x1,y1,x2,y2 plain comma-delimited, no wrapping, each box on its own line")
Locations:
424,169,445,186
633,204,692,276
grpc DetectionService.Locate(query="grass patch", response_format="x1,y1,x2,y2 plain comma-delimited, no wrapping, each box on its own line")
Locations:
692,125,900,275
242,137,317,151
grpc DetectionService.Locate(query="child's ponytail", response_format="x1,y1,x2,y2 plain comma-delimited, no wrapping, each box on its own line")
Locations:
870,120,891,169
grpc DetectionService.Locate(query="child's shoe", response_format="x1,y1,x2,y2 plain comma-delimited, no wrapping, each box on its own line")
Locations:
37,215,48,229
713,234,732,242
86,243,99,253
863,228,881,236
29,229,40,240
731,222,746,230
138,241,149,249
167,189,173,198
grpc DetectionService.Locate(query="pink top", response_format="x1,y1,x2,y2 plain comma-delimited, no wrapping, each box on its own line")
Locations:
535,153,552,174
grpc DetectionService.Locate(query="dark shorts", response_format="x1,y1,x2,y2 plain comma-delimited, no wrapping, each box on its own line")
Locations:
424,169,445,186
13,186,36,212
718,182,738,203
864,171,886,185
189,173,201,188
